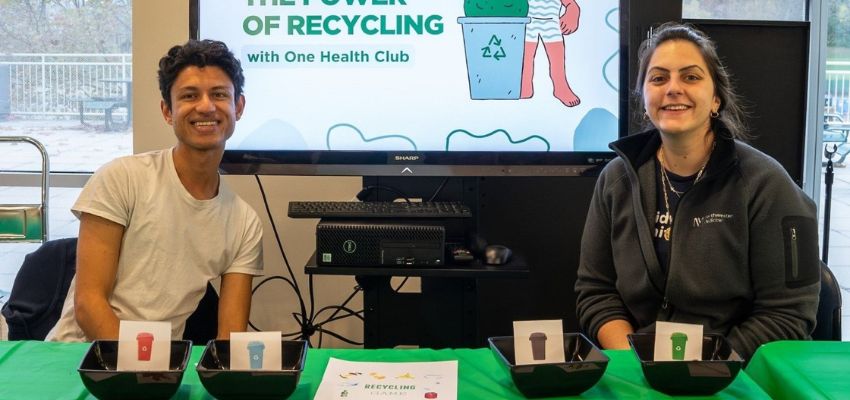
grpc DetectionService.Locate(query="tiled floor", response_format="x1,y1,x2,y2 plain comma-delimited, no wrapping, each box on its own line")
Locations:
1,119,848,340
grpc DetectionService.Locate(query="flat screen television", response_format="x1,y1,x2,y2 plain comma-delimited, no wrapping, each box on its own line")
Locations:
191,0,632,176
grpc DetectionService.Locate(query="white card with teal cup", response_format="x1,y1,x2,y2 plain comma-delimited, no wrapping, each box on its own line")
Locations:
230,331,282,371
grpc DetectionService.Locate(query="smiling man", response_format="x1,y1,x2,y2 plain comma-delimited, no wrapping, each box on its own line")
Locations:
47,40,264,342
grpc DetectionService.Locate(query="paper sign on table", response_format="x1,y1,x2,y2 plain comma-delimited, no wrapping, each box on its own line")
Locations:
314,358,458,400
513,319,566,365
117,320,171,371
230,331,282,370
654,321,703,361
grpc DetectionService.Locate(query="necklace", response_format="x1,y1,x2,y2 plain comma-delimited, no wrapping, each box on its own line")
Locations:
658,141,715,198
657,140,716,216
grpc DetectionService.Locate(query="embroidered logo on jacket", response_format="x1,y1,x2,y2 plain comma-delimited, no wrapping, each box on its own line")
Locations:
693,213,734,227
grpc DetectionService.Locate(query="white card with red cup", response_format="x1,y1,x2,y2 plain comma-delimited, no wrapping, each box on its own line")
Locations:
117,320,171,371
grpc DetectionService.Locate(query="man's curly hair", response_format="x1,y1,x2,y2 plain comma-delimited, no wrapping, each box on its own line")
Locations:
158,39,244,109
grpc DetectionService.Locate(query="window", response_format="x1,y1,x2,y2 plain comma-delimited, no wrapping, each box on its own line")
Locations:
0,0,133,303
683,0,807,21
823,0,850,340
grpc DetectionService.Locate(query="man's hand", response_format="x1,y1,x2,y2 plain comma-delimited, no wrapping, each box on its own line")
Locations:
217,272,254,339
74,212,125,340
560,0,581,35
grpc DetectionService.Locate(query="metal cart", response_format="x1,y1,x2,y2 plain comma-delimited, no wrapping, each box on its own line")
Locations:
0,136,49,243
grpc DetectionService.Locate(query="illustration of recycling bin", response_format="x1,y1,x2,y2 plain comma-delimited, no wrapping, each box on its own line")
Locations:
136,332,154,361
247,340,266,369
529,332,547,360
671,332,688,360
458,17,530,100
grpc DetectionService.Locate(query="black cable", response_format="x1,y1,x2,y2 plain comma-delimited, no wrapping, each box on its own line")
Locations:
253,175,309,334
244,244,363,345
427,177,450,202
313,285,362,326
247,275,300,332
316,307,365,326
313,304,365,325
248,175,368,347
248,276,310,338
281,331,303,339
393,277,410,292
316,307,365,348
356,185,411,203
318,327,364,346
313,286,364,347
308,274,316,324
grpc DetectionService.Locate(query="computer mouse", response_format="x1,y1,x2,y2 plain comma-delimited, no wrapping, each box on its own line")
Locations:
484,245,512,265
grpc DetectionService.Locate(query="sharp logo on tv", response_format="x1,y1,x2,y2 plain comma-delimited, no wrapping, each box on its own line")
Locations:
394,155,420,161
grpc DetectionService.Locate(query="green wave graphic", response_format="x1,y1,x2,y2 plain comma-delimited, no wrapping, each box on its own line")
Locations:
326,123,418,150
602,7,619,92
445,128,551,151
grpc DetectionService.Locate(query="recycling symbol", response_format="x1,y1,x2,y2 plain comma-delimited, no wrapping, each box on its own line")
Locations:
481,35,507,61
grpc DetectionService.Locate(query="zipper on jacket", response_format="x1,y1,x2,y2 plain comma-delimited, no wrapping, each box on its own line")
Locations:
661,296,669,310
790,227,799,279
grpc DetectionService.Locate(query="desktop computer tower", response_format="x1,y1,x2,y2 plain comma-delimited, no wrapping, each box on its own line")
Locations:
316,220,445,266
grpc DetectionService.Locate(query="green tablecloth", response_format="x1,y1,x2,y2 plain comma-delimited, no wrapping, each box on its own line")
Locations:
746,341,850,400
0,341,769,399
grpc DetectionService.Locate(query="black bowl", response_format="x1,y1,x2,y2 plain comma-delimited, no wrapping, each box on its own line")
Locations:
488,333,609,398
628,333,744,396
196,339,307,400
77,340,191,400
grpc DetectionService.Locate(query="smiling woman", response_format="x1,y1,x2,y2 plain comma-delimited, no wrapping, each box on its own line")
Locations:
575,22,821,360
642,40,719,163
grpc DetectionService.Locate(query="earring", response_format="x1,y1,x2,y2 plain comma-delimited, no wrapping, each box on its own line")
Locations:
710,110,720,118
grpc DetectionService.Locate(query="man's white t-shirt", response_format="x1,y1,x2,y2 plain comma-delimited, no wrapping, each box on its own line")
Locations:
47,148,263,342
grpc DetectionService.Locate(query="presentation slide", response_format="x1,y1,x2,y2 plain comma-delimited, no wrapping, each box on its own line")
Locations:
199,0,619,152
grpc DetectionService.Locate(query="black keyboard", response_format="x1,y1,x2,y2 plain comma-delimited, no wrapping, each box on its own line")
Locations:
288,201,472,218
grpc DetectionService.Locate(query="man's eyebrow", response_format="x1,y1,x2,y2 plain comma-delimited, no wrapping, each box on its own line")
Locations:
174,85,233,92
173,85,198,93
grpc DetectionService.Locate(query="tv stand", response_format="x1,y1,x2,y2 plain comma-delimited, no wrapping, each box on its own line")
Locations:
305,254,528,349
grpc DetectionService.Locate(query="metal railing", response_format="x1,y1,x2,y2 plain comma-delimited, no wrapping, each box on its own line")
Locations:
0,53,131,117
826,61,850,122
0,54,848,121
